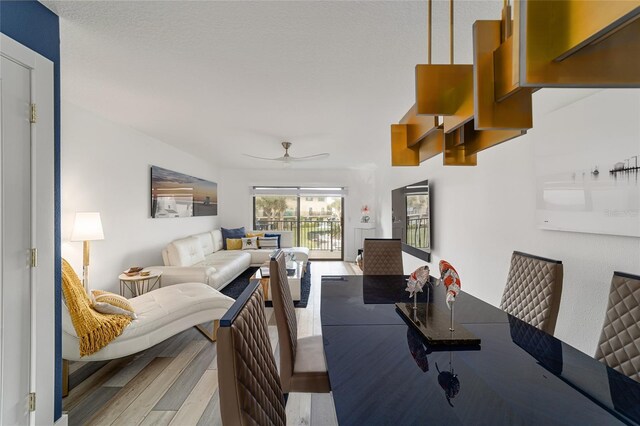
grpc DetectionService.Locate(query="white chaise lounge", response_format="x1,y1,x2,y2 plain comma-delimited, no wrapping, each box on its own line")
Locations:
62,282,234,396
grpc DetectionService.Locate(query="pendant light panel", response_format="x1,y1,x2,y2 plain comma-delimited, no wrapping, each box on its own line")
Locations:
474,20,533,130
391,124,419,166
500,1,640,92
400,104,439,147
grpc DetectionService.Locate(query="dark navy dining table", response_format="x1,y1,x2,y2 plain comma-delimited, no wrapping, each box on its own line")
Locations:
320,275,640,426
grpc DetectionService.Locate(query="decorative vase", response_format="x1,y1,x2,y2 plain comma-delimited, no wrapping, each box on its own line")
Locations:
360,205,370,223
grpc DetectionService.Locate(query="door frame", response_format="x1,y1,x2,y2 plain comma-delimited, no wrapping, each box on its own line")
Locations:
0,33,55,426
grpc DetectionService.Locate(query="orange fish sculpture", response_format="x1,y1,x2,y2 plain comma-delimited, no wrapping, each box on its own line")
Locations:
438,260,461,309
406,265,430,297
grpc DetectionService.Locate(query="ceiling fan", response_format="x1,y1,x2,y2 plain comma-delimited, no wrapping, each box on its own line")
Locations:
244,142,329,163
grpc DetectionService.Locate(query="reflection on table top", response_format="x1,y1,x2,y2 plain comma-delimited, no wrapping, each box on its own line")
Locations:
320,275,640,426
321,275,509,326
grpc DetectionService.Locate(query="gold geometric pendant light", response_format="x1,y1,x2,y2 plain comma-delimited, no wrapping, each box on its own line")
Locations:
443,127,477,166
416,65,472,122
401,105,439,148
441,121,524,165
416,0,477,170
473,18,533,130
418,124,444,163
390,107,444,167
417,0,526,166
415,0,473,133
391,116,444,166
494,0,640,96
402,104,444,164
450,3,529,158
392,0,444,167
392,0,640,169
458,121,524,157
391,124,419,166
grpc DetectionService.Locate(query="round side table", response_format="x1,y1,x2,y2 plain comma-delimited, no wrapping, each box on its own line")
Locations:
119,270,162,297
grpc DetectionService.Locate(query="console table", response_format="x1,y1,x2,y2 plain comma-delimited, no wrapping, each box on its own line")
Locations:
353,223,376,260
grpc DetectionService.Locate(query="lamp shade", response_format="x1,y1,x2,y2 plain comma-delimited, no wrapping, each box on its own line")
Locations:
70,212,104,241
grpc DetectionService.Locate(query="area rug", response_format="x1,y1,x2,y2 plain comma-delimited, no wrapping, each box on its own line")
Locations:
220,262,312,308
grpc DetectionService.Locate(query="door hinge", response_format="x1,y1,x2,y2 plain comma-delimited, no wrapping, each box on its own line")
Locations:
28,392,36,412
30,104,37,124
31,248,37,267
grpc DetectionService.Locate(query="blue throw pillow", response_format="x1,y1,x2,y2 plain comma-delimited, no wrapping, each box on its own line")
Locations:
221,227,246,250
264,233,281,248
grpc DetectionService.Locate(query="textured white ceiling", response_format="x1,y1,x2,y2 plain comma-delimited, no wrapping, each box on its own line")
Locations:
45,0,502,169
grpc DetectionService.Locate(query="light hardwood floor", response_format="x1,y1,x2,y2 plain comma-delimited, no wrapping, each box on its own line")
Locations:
64,261,361,426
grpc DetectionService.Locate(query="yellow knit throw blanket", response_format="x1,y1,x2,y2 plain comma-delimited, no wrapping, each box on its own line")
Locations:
62,259,132,356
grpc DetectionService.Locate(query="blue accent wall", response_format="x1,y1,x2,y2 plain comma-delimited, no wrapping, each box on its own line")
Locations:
0,1,62,421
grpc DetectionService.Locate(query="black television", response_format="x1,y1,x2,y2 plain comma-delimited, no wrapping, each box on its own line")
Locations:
392,180,431,262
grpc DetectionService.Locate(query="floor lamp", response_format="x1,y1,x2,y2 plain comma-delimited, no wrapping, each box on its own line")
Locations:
70,212,104,293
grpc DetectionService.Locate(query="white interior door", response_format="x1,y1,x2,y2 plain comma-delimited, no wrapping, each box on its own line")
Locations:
0,34,54,425
0,54,33,425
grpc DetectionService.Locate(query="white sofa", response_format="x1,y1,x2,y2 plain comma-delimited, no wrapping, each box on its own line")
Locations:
155,229,309,291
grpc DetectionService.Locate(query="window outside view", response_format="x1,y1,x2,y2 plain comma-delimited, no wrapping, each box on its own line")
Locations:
406,193,430,249
254,195,343,259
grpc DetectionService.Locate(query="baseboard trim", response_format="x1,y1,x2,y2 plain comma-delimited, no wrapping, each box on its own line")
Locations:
54,413,69,426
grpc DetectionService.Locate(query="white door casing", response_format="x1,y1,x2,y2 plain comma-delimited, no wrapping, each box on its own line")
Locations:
1,53,33,426
0,34,55,426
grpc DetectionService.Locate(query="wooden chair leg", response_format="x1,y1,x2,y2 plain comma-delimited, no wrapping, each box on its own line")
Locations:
195,319,219,342
62,359,69,398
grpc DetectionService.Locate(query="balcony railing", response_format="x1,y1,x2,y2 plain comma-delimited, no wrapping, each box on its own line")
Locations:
255,219,343,253
407,217,429,249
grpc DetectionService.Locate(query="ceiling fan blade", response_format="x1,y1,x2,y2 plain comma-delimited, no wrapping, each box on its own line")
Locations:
243,153,286,161
288,153,330,161
244,142,329,163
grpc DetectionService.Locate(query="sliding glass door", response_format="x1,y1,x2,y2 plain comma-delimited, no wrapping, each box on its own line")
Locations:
253,188,344,260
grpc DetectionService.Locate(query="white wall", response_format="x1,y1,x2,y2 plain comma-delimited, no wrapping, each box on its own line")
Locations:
61,102,219,293
376,89,640,356
218,168,376,261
